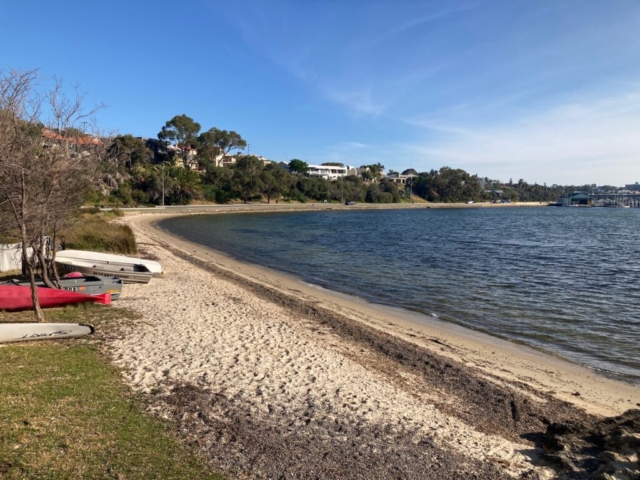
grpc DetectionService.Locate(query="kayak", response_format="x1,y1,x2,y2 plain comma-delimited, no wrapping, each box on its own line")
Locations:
0,285,111,312
55,250,162,274
0,323,95,344
3,274,123,301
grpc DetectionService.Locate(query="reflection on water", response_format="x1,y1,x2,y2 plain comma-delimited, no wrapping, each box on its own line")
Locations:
161,207,640,383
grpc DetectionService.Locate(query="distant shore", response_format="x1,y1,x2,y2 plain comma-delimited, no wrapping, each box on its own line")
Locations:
104,212,640,478
117,200,548,216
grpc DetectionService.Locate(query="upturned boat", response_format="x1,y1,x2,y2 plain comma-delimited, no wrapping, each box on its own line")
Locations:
54,250,162,274
2,273,123,301
0,323,95,344
0,285,111,312
55,258,152,284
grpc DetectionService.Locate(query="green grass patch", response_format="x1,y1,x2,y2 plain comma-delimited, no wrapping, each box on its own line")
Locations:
0,306,223,479
63,216,137,254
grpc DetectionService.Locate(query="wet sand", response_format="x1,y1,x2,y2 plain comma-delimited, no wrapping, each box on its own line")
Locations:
107,211,640,479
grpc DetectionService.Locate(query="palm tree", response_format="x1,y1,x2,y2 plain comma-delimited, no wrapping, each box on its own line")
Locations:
169,167,201,205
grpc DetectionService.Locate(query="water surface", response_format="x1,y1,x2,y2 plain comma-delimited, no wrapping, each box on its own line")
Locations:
161,207,640,383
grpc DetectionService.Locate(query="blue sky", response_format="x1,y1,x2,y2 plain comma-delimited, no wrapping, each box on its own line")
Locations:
2,0,640,185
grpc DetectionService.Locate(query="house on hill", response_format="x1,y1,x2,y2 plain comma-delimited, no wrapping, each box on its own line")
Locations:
385,172,417,185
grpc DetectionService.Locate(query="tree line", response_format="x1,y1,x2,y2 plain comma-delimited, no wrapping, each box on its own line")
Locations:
97,114,575,206
95,114,409,206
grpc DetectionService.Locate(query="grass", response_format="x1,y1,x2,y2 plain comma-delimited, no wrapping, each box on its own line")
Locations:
63,215,137,254
0,305,223,479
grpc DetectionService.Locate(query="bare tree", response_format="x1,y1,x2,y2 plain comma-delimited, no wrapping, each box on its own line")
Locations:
0,69,107,321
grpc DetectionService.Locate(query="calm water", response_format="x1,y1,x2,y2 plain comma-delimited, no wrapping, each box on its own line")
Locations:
161,207,640,383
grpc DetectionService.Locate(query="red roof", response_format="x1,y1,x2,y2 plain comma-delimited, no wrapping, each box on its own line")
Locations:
42,128,102,146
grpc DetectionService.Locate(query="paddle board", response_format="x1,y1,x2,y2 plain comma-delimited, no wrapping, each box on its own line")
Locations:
0,323,95,344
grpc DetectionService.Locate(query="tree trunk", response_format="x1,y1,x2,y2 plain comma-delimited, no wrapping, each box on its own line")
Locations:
36,243,56,289
26,262,45,322
50,233,62,288
20,235,45,322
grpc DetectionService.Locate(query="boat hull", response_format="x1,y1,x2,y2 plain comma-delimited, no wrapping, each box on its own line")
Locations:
0,323,94,344
55,250,162,274
55,259,152,284
0,285,111,312
3,275,123,301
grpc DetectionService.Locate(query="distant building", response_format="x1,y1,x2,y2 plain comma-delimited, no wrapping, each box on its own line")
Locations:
385,173,417,185
556,192,590,206
138,137,169,164
213,154,237,168
42,128,102,147
212,154,271,168
625,182,640,192
278,161,291,173
307,164,348,180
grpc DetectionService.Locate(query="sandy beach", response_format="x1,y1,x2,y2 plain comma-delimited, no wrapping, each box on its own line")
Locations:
107,209,640,479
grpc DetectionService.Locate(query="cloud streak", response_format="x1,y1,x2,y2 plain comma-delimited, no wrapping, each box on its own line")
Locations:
406,88,640,184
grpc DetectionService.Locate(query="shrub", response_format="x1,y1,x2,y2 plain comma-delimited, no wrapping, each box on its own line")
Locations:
131,189,150,205
111,208,125,217
111,183,133,206
202,185,217,202
378,192,394,203
63,217,136,254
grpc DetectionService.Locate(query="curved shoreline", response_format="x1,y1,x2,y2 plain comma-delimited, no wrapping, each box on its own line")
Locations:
126,211,639,417
117,199,548,216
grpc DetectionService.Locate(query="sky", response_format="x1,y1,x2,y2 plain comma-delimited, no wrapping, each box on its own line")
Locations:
1,0,640,186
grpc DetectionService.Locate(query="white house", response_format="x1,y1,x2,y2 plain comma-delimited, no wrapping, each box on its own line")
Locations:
214,154,237,167
307,164,348,180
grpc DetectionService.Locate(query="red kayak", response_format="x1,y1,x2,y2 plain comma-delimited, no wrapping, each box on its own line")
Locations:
0,285,111,312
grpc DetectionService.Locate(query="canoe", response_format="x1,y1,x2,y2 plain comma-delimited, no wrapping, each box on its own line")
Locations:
55,250,162,274
3,274,123,301
0,285,111,312
0,323,94,344
55,258,152,284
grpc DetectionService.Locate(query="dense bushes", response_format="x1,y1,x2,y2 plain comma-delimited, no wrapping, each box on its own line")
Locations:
64,216,137,254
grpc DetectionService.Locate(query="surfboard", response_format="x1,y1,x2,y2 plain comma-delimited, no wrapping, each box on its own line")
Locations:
0,323,95,344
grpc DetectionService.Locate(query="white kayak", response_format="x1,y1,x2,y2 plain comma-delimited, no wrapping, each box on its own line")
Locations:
0,323,95,344
55,250,162,274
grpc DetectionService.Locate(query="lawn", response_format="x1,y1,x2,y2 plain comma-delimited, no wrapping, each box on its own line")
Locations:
0,305,223,479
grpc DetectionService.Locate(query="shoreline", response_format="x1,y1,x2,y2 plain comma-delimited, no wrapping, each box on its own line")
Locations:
129,212,639,417
107,211,640,478
116,199,548,215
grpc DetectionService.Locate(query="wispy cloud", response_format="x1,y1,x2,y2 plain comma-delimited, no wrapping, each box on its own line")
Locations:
364,3,479,49
405,88,640,184
227,0,640,183
320,86,386,116
338,141,369,149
